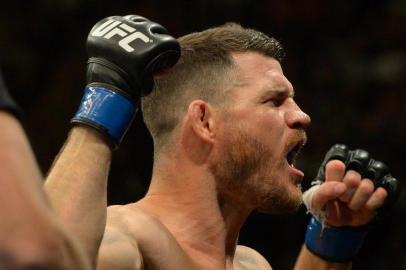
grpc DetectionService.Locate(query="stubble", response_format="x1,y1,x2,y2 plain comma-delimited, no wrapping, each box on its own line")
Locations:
211,124,302,214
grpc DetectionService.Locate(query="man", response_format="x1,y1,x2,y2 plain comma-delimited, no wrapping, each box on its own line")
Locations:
0,69,91,269
45,15,397,270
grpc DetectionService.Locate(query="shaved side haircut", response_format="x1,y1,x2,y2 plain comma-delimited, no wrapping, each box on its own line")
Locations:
141,23,285,153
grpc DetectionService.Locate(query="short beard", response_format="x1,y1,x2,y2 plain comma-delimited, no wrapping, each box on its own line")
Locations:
256,179,303,214
211,125,302,214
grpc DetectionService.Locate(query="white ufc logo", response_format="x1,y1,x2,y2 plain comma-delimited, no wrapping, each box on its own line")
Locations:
91,19,152,52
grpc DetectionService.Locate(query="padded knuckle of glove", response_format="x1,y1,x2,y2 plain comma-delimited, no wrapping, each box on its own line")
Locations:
304,144,400,262
316,144,400,208
72,15,181,147
86,14,180,96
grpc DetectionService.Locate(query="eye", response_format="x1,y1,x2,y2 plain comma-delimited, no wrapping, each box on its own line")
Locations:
267,98,283,107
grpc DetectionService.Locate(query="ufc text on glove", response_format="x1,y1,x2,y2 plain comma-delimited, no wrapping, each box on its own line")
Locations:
72,15,181,147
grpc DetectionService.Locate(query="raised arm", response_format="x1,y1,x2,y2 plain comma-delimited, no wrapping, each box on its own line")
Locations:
44,15,180,268
45,126,112,267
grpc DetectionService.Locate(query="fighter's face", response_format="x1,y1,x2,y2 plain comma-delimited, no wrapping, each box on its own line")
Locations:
211,52,311,213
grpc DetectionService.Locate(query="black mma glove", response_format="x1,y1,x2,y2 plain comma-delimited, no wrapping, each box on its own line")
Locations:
304,144,400,262
72,15,181,147
0,68,20,118
315,144,399,208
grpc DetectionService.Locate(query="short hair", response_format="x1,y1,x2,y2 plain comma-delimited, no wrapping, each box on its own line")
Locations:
141,23,285,153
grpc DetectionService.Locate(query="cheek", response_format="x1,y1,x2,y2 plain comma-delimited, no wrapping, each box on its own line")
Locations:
265,110,286,129
256,115,286,145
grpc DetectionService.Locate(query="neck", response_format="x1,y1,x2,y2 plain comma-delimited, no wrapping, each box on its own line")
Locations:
139,152,253,265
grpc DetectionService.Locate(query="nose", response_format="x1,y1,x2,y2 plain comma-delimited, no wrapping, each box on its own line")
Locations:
284,100,311,129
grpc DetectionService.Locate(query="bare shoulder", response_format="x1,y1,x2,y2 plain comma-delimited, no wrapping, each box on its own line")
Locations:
102,204,197,270
105,203,148,228
97,205,145,270
106,204,188,254
235,245,273,270
104,204,165,247
106,204,171,244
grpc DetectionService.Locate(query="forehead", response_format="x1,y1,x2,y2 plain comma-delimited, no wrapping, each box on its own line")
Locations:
230,52,294,96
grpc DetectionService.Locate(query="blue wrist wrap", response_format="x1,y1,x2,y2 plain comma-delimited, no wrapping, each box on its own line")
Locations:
305,216,368,262
72,86,135,145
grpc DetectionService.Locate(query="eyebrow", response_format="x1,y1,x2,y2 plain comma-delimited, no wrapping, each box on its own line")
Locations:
259,85,295,100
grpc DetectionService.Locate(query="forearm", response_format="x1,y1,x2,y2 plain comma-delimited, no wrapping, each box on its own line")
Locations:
45,125,112,267
294,245,351,270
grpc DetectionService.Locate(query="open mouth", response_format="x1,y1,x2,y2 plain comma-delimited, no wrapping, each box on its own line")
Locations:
286,140,306,167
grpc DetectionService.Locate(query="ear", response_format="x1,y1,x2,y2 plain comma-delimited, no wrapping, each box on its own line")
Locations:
187,100,216,143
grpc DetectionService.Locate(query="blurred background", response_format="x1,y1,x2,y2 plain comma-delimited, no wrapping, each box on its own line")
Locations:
1,0,405,269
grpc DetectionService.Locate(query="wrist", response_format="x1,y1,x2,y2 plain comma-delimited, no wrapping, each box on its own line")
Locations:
71,85,136,148
304,216,368,262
